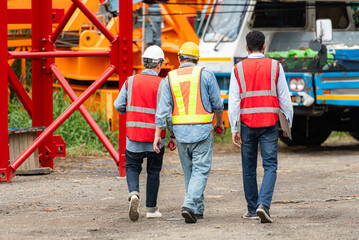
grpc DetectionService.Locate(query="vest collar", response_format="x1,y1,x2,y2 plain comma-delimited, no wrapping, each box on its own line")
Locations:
179,63,196,68
140,69,158,76
248,53,265,59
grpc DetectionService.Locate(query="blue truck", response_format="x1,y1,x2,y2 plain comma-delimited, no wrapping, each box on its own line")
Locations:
198,0,359,145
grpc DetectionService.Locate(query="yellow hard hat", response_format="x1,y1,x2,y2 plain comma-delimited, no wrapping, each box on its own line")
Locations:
178,42,200,58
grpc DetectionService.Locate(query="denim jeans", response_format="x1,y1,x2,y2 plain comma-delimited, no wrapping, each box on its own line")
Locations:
240,122,278,213
125,148,164,208
177,133,213,215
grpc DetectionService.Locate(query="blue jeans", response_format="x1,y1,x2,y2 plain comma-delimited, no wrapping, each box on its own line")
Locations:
125,148,164,208
177,133,213,215
240,122,278,213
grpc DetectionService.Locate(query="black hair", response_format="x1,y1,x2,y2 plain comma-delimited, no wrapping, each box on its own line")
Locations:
143,58,163,69
179,54,198,64
246,30,265,53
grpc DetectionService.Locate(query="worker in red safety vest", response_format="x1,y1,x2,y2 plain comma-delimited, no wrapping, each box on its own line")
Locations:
154,42,224,224
114,45,176,222
229,30,293,223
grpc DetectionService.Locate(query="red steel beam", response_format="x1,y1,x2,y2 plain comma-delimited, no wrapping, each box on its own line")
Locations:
50,3,77,44
7,64,33,118
117,0,133,176
50,64,119,164
0,0,14,183
11,66,116,171
72,0,115,43
8,50,111,59
31,0,55,168
8,9,65,24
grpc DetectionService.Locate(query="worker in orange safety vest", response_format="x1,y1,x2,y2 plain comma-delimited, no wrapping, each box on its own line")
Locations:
153,42,224,224
114,45,176,222
229,30,293,223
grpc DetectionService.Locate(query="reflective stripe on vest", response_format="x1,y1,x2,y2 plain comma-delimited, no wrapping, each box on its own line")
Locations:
126,106,156,115
235,58,280,127
126,121,157,129
126,74,166,141
168,66,212,125
241,107,280,114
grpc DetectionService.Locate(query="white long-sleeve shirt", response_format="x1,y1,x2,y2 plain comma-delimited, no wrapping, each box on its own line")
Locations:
228,53,293,133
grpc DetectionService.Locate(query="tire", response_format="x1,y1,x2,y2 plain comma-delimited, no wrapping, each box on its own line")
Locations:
279,116,331,146
349,131,359,141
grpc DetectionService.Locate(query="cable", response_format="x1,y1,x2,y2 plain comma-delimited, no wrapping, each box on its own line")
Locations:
145,7,318,16
144,2,359,16
147,1,359,7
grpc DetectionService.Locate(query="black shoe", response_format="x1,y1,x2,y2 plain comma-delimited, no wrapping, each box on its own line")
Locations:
195,214,203,219
256,204,273,223
242,212,259,220
181,207,197,223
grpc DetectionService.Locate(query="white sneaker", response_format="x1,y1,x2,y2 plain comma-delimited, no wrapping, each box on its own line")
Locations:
146,210,162,218
129,195,139,222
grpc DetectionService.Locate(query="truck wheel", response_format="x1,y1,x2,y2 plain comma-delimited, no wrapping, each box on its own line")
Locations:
279,116,331,146
349,131,359,141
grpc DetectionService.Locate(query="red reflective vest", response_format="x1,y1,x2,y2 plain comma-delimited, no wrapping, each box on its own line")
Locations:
234,57,280,128
126,74,166,142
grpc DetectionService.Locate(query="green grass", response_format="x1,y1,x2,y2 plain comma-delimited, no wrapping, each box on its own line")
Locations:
8,86,355,157
324,131,351,144
8,89,118,156
213,128,233,144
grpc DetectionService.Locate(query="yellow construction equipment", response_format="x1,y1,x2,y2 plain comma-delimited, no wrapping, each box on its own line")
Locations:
8,0,214,131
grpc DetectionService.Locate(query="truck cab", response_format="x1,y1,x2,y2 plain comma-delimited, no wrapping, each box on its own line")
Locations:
199,0,359,145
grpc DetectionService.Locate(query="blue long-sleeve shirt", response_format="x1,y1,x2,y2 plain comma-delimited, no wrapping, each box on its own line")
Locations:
155,63,224,143
228,53,293,133
114,69,172,152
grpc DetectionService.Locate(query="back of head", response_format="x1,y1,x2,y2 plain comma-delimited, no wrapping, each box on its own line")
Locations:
246,30,265,53
142,45,166,69
178,42,200,63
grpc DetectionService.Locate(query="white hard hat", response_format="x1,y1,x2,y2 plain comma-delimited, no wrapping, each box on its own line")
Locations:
141,45,167,63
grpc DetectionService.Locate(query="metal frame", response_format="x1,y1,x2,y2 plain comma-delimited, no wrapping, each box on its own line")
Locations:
1,0,132,183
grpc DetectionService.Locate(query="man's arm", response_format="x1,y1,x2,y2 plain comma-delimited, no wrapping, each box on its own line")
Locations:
228,67,242,148
277,64,294,128
206,70,224,114
114,81,127,114
204,69,224,134
154,77,173,152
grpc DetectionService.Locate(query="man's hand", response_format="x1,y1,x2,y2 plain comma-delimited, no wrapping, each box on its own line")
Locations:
213,112,224,136
283,130,288,138
153,136,162,153
168,138,177,151
213,122,225,135
232,132,242,148
153,126,163,153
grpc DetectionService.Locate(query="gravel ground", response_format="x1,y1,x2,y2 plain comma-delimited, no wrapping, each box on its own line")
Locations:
0,139,358,240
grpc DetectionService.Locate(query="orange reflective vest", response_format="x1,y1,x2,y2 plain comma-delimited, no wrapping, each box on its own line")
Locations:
126,74,166,142
234,58,280,128
168,66,213,125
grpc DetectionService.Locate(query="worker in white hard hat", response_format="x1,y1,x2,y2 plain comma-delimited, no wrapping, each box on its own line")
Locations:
114,45,175,222
154,42,224,224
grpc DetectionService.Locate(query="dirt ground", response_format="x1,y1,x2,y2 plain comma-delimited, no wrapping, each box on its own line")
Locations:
1,139,359,240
